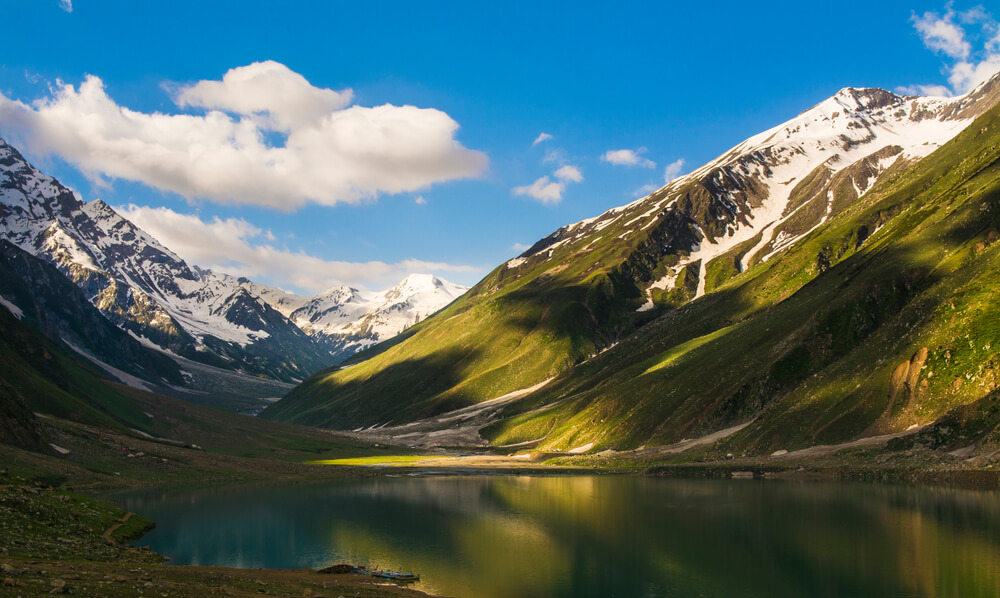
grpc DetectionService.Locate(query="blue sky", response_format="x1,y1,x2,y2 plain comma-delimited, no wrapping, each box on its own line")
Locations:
2,1,999,294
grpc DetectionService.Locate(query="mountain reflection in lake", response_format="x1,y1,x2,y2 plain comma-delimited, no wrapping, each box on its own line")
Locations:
112,476,1000,598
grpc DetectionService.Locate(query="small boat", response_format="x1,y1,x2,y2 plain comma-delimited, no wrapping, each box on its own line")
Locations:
355,565,419,582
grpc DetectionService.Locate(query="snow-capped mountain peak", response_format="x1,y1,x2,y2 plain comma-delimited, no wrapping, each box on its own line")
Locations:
0,137,331,381
261,272,469,360
507,73,1000,308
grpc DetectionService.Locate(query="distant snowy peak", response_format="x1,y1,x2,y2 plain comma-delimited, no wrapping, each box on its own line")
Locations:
364,273,467,332
382,273,466,301
509,73,1000,306
288,285,371,335
247,272,469,360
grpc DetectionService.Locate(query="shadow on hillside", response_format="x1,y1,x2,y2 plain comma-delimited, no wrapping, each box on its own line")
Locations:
266,345,484,430
488,166,1000,451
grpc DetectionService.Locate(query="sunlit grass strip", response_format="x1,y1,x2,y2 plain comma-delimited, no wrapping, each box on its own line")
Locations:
641,324,739,376
307,455,443,466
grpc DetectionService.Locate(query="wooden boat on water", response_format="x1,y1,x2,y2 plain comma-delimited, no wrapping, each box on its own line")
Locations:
355,565,420,582
369,569,420,582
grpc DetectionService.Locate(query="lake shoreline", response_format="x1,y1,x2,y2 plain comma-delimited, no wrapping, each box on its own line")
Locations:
5,456,998,598
5,409,1000,598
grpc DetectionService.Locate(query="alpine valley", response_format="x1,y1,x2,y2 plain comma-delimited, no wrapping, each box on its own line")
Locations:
0,138,467,394
263,72,1000,461
12,5,1000,598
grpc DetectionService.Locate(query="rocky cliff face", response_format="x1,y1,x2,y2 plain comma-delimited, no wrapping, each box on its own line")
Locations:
0,138,331,382
507,75,1000,310
0,240,184,387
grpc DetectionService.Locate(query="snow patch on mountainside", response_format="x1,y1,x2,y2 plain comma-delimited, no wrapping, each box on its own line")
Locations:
505,77,1000,314
674,87,974,299
0,295,23,319
62,338,152,391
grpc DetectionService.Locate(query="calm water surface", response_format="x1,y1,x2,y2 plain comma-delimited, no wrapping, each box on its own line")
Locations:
112,476,1000,598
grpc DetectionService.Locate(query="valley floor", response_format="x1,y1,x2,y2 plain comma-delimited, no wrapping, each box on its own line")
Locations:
316,424,1000,494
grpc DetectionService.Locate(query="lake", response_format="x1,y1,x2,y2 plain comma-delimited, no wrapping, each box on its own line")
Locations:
111,475,1000,598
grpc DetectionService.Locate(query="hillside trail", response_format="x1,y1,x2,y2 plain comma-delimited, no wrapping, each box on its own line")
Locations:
102,511,133,544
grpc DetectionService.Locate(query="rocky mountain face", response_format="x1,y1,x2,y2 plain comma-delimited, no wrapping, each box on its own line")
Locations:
220,272,468,363
0,139,322,382
510,76,1000,309
265,73,1000,448
283,274,468,361
0,240,184,388
0,137,468,385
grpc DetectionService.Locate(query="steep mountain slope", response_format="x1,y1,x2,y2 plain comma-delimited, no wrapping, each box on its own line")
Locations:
264,74,1000,443
0,292,160,436
0,240,183,387
480,99,1000,453
0,138,331,382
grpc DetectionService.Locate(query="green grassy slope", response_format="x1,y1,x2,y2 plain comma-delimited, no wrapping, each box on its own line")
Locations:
262,265,657,427
0,305,157,435
269,100,1000,457
482,101,1000,453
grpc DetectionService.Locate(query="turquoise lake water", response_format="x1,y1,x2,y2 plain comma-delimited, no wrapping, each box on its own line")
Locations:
112,475,1000,598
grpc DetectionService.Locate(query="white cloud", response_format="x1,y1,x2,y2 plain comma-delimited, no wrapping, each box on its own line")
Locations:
513,163,583,204
554,164,583,182
116,205,480,293
896,83,955,97
533,132,553,145
601,147,655,168
414,195,427,205
664,158,686,182
513,176,564,204
0,62,488,210
948,54,1000,94
912,8,971,59
59,0,72,13
512,242,531,252
174,61,352,132
902,6,1000,96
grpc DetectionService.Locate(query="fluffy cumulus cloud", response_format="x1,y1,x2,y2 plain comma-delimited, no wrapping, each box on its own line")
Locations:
117,205,480,293
913,7,972,59
512,176,564,203
532,132,553,145
59,0,72,13
900,5,1000,96
173,61,353,131
0,61,488,209
601,147,655,168
553,165,582,183
513,163,583,204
